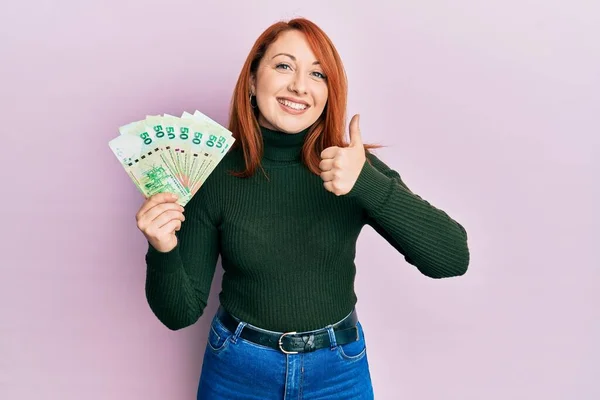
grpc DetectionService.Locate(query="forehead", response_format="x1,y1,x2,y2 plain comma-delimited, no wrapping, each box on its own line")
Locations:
266,30,319,62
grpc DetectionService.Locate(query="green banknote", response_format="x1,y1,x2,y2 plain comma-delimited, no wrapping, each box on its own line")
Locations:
108,133,192,205
110,110,235,205
184,111,234,195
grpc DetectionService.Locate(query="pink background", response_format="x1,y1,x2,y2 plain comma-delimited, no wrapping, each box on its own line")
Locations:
1,1,598,399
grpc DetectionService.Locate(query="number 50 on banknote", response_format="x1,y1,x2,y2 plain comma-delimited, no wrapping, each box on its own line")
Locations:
109,110,235,207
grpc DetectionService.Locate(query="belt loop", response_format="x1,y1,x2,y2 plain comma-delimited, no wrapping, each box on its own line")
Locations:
326,325,337,350
231,321,247,344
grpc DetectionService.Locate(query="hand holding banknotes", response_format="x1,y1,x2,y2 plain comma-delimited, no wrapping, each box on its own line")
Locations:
110,110,236,251
136,192,185,253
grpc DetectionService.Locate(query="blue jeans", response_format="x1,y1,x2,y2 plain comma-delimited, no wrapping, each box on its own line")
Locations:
197,308,374,399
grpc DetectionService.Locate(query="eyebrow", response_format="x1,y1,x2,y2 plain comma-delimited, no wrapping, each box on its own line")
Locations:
272,53,320,65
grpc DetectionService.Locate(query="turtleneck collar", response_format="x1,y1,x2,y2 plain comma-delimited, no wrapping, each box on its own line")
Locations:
261,125,310,162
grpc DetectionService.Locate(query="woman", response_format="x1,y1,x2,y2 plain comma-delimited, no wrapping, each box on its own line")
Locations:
135,17,470,399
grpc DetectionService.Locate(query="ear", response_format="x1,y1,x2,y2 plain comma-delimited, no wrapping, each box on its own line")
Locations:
249,74,256,95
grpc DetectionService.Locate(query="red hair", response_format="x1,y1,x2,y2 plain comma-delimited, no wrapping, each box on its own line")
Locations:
227,17,384,178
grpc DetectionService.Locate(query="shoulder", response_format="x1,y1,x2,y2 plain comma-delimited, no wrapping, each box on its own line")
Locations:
363,150,411,191
364,150,398,178
365,150,386,167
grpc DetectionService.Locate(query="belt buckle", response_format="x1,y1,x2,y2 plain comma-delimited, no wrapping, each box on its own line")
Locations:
278,331,298,354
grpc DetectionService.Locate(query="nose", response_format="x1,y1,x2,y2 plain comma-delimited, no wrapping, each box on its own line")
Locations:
289,71,307,94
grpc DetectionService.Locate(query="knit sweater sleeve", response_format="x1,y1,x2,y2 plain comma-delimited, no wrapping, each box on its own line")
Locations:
143,182,220,330
346,152,470,278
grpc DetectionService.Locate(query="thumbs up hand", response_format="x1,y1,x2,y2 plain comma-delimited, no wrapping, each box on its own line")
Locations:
319,114,366,196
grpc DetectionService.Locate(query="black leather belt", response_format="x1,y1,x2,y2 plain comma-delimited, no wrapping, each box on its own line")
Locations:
216,306,359,354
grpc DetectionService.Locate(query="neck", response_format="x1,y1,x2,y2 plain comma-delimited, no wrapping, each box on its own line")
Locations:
261,125,310,163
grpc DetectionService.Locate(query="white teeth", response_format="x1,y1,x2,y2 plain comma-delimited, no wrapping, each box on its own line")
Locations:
278,99,307,110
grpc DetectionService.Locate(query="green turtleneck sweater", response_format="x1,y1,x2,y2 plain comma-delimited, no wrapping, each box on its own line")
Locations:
144,126,470,332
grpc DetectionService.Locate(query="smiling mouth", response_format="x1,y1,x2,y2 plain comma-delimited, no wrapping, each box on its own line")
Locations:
277,98,309,111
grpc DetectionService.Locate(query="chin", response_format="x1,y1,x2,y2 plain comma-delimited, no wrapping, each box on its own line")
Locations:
278,124,309,134
272,116,318,134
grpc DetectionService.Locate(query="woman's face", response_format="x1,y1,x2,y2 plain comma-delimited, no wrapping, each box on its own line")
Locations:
251,30,329,134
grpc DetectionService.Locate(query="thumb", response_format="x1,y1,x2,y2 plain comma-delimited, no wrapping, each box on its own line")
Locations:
349,114,362,147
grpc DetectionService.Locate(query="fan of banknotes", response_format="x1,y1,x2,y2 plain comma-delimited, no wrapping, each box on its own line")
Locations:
109,110,236,206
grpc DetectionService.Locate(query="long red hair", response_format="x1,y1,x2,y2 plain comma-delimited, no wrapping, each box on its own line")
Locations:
227,17,383,178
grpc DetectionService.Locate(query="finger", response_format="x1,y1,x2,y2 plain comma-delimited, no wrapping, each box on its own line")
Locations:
137,192,179,220
319,158,335,171
320,170,335,182
320,146,340,160
160,219,182,234
142,202,185,226
323,181,336,193
348,114,362,147
152,210,185,230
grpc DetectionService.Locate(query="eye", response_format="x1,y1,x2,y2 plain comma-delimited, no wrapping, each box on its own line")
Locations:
312,71,326,79
275,63,292,70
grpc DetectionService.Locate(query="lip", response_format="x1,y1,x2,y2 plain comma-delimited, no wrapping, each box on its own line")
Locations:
277,97,310,107
276,97,310,115
277,100,309,115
